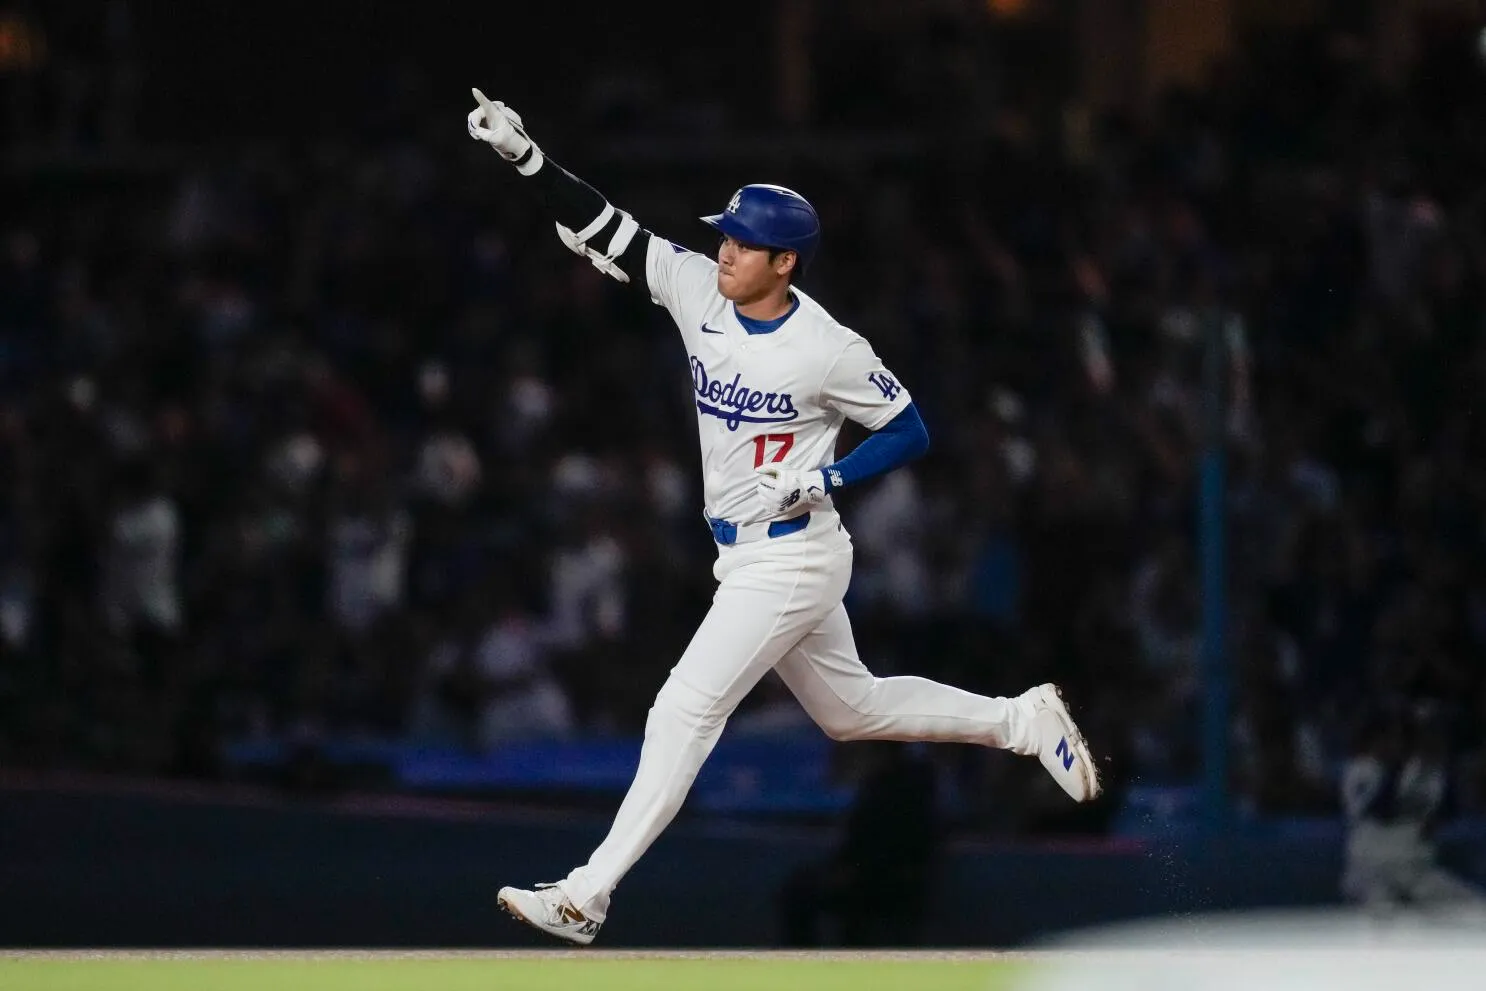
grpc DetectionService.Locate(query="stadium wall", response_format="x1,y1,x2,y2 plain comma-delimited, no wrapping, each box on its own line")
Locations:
5,782,1439,947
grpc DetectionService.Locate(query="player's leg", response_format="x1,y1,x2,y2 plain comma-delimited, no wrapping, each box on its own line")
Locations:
514,534,852,931
773,603,1037,750
1407,862,1486,914
1342,854,1401,920
774,604,1100,800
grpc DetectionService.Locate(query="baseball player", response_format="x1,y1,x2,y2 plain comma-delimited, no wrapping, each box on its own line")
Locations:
1341,713,1485,920
467,89,1101,946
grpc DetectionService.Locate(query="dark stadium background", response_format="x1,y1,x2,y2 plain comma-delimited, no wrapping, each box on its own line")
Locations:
2,0,1483,948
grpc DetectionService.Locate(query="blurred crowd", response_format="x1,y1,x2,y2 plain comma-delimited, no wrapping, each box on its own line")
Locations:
2,4,1486,835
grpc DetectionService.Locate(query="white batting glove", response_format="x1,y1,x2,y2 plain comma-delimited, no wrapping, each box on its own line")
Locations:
751,466,828,522
467,88,544,175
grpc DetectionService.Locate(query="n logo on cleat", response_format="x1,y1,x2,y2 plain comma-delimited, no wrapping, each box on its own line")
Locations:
1055,737,1075,771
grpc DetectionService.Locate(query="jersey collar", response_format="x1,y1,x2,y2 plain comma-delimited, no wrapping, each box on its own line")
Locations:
733,292,800,336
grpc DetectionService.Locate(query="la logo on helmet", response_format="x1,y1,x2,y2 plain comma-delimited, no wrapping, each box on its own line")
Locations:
726,191,741,213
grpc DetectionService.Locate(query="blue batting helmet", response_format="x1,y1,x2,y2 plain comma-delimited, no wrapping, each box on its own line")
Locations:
701,184,820,270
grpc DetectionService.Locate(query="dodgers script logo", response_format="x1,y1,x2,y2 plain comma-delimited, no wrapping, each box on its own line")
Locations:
690,356,799,431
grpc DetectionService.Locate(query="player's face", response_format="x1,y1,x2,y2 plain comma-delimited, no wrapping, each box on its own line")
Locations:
716,236,795,303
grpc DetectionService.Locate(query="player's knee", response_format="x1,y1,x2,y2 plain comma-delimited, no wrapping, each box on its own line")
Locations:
820,716,863,742
649,675,728,735
817,682,882,741
816,705,872,742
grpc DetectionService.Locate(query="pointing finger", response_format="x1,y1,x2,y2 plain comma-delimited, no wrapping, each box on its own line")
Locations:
472,87,497,123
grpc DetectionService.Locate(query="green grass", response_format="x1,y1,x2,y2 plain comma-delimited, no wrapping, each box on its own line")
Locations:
0,954,1022,991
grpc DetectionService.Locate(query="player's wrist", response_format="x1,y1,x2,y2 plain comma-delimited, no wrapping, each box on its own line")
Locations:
818,466,842,494
510,140,544,176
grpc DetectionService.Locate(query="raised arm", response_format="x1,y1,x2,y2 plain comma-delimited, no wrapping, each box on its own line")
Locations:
467,88,652,290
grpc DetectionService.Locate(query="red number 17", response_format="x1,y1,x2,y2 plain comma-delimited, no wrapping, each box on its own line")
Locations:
752,433,794,468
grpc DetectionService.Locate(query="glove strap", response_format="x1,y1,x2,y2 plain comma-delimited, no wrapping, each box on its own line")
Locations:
573,203,616,244
513,142,544,176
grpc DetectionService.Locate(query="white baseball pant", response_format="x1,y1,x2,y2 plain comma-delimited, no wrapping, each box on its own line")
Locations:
556,512,1039,920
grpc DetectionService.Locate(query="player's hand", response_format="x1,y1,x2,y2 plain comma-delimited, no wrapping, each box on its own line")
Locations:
751,466,828,522
467,88,543,174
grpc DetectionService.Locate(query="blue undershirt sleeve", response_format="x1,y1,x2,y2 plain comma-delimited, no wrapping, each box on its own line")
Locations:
821,402,929,493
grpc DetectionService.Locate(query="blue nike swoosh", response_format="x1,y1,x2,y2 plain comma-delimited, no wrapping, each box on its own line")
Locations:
701,325,725,335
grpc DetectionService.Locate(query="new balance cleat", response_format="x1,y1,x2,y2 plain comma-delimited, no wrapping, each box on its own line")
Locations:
498,883,601,946
1025,683,1102,802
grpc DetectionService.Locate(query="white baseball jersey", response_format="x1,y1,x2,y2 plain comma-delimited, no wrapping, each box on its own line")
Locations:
645,237,913,525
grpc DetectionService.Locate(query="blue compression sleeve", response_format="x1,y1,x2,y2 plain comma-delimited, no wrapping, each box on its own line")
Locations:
821,403,929,493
